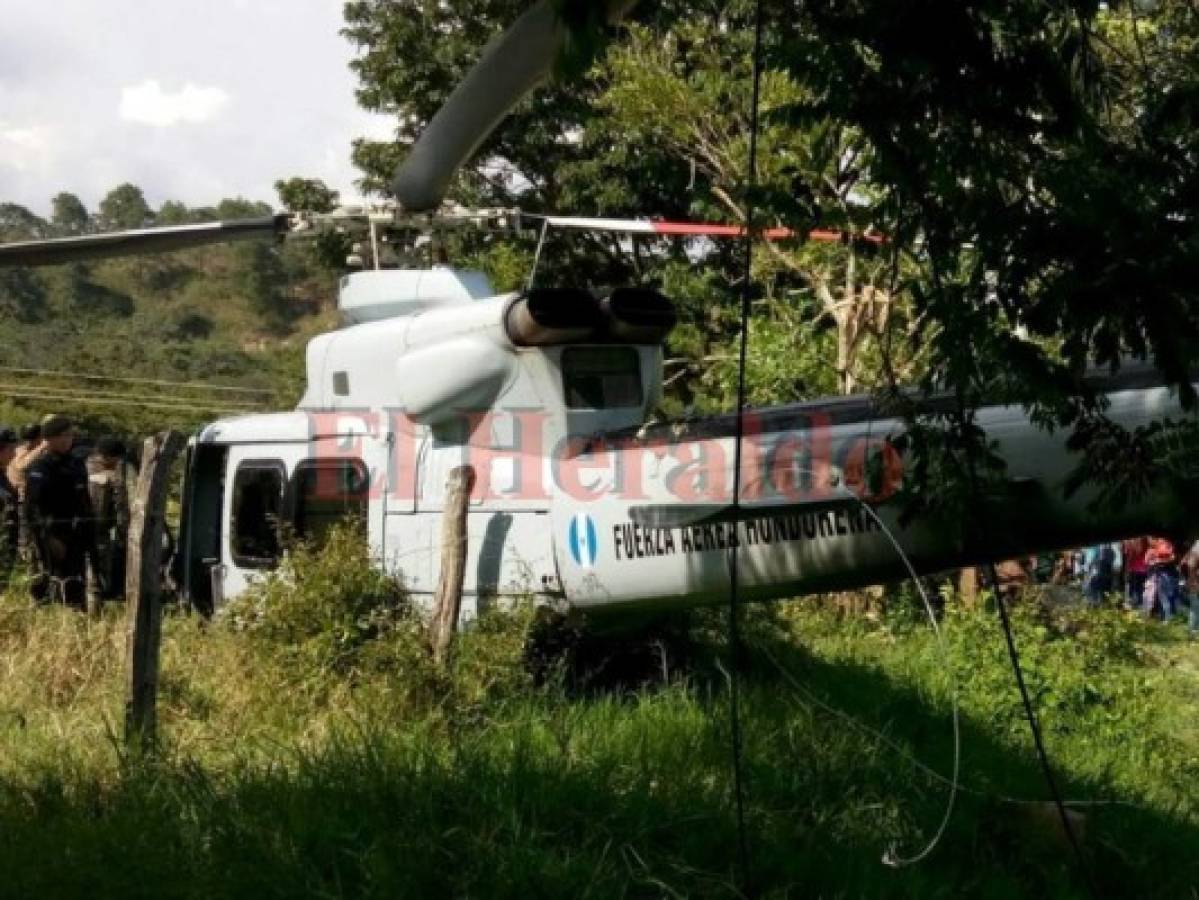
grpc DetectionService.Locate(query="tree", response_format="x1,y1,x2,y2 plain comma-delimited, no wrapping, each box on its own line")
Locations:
0,268,47,322
772,0,1199,511
234,241,287,325
274,177,339,213
349,0,1199,508
98,183,153,230
208,198,290,325
544,0,1199,512
156,200,192,225
67,263,134,317
342,0,694,289
50,192,90,235
168,308,215,341
0,203,48,241
600,11,902,395
343,0,581,205
215,197,273,220
273,178,349,275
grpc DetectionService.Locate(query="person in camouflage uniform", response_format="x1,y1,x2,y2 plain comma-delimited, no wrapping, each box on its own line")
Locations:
0,428,19,581
6,423,41,492
24,416,95,609
8,422,44,563
87,437,130,604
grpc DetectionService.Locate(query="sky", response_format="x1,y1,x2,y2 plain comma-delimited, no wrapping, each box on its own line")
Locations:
0,0,395,217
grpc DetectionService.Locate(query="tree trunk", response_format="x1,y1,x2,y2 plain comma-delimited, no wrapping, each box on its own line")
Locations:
836,320,856,395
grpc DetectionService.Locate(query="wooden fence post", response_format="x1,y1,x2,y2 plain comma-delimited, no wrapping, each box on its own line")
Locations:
958,566,980,608
124,429,185,748
431,465,475,667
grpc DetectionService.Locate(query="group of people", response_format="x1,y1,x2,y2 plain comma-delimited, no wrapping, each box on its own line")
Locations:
1047,536,1199,635
0,415,130,610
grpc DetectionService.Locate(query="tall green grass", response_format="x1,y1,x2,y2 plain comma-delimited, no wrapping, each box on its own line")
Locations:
0,536,1194,898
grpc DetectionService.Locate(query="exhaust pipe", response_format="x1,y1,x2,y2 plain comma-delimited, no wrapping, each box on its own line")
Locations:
505,288,602,346
504,287,678,347
600,288,677,344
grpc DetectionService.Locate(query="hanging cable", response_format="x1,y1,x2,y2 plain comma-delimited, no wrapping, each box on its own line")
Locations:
846,498,959,866
725,0,767,891
0,365,276,395
0,384,263,411
0,387,261,416
985,559,1101,899
743,488,1133,873
749,476,962,865
955,402,1099,898
752,643,1138,807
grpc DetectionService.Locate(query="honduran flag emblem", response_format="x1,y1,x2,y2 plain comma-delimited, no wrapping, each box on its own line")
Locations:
568,513,599,568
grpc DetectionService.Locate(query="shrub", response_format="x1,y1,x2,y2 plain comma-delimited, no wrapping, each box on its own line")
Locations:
222,524,540,718
223,525,416,679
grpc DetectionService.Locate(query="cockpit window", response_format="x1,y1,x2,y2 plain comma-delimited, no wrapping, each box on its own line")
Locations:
292,459,369,544
231,461,285,569
563,347,643,409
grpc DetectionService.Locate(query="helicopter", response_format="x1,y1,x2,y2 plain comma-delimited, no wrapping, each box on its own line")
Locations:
1,0,1196,622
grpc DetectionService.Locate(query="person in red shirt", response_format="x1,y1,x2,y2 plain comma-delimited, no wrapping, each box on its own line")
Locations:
1122,537,1150,609
1143,537,1179,620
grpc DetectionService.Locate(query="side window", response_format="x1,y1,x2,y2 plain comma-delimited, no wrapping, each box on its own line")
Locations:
231,461,285,569
291,459,369,545
562,347,644,409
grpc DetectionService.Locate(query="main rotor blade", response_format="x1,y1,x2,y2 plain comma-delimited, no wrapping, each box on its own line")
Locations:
0,215,290,268
393,0,632,212
392,0,563,212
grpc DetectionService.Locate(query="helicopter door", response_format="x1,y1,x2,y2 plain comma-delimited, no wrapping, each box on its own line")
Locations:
178,442,228,616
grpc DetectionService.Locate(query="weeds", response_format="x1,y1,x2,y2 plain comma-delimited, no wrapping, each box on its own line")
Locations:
0,543,1195,897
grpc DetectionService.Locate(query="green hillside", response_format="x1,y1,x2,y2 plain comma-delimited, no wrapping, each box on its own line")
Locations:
0,186,340,438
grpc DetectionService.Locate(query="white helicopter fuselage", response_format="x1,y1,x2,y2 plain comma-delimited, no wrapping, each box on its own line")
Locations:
176,268,1196,619
179,267,663,616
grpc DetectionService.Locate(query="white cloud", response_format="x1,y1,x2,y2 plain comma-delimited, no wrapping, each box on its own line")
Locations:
0,123,49,151
0,121,57,173
2,1,393,215
119,79,230,127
